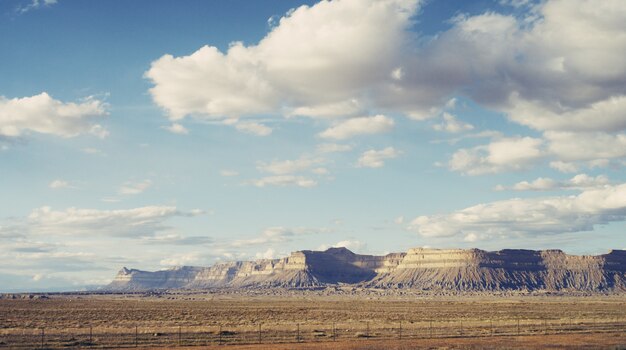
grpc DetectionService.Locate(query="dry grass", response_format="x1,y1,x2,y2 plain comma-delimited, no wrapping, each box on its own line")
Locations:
1,293,625,348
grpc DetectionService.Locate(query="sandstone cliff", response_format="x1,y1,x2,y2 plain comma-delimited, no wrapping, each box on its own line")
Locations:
105,247,626,293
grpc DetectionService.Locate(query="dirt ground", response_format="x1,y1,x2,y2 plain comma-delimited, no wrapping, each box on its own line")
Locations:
1,293,626,349
133,332,626,350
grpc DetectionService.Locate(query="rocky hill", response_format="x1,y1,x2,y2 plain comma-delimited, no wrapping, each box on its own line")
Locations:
105,247,626,293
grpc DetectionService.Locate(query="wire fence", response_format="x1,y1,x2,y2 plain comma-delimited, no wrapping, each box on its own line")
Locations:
1,317,625,349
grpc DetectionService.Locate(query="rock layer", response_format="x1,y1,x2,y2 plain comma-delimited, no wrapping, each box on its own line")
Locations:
105,247,626,293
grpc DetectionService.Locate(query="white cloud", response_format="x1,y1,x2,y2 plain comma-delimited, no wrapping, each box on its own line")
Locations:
145,0,419,121
232,226,324,247
89,124,109,139
318,240,366,252
357,147,400,168
550,161,579,173
144,0,626,172
118,180,152,195
312,167,329,175
409,183,626,238
81,147,105,156
497,174,610,191
160,252,209,266
433,112,474,133
234,121,272,136
318,115,395,140
49,180,72,189
448,137,544,175
24,206,201,238
545,131,626,162
255,248,277,260
289,99,361,119
163,123,189,135
505,94,626,133
0,93,107,138
316,143,353,154
251,175,317,188
141,234,213,246
220,170,239,177
257,156,323,175
333,240,366,252
17,0,57,14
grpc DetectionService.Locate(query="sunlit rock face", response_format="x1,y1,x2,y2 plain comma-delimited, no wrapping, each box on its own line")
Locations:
104,248,626,293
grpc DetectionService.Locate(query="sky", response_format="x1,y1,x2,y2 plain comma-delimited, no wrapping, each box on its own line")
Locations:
1,0,625,292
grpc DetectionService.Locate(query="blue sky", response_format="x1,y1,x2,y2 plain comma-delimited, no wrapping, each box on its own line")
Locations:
1,0,626,291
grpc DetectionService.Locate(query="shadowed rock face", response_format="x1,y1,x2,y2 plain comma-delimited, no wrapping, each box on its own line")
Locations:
104,248,626,293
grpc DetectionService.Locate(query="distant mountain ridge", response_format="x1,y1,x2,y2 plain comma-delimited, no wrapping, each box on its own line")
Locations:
105,247,626,293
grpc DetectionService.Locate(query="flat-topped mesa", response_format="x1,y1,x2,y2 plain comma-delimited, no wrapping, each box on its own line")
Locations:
104,247,626,293
397,248,486,269
108,266,203,291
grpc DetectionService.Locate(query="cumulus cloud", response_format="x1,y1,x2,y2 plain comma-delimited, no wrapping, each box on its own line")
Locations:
163,123,189,135
496,174,610,191
234,121,272,136
409,183,626,238
289,99,361,119
318,115,394,140
252,154,330,187
118,180,152,195
357,147,400,168
448,136,545,175
433,113,474,133
0,93,107,139
145,0,420,125
144,0,626,170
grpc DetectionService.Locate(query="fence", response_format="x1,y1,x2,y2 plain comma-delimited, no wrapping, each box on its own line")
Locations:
1,317,625,349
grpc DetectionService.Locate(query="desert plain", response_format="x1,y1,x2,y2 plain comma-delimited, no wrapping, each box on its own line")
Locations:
1,290,626,349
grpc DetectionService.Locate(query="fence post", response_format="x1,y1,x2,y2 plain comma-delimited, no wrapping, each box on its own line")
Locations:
90,325,93,344
135,325,138,347
258,323,261,344
366,322,369,338
178,325,181,346
544,319,547,335
333,322,336,341
399,321,402,340
40,327,44,349
490,320,493,336
460,320,463,336
517,318,520,336
296,323,300,342
430,320,433,338
218,325,222,345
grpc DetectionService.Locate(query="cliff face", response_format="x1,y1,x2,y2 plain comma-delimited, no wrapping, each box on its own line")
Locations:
104,247,626,293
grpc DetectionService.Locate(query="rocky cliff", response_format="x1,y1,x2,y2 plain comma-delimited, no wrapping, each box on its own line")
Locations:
105,247,626,293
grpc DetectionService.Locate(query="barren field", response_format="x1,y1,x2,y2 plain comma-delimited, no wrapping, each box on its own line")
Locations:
1,292,626,349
